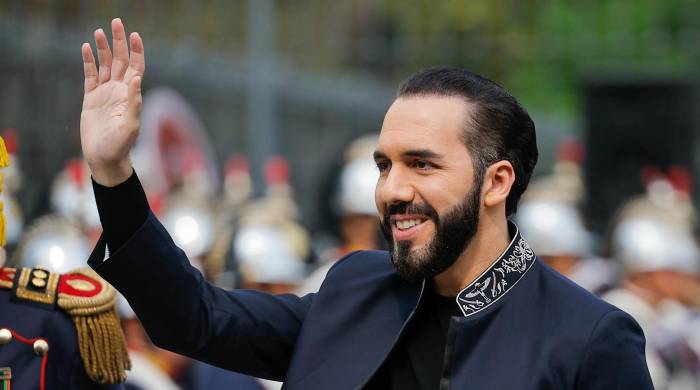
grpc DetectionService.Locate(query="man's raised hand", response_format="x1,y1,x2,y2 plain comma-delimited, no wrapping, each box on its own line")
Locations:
80,18,145,186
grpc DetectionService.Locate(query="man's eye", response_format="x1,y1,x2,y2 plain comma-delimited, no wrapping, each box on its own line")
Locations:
376,161,390,173
413,160,433,170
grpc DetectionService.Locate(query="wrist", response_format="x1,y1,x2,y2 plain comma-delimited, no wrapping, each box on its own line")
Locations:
89,160,134,187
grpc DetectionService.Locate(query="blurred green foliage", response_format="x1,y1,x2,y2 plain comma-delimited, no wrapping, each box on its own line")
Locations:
2,0,699,116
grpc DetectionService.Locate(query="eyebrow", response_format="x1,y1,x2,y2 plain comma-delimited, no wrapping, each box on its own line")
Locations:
373,149,443,161
403,149,442,159
373,150,388,162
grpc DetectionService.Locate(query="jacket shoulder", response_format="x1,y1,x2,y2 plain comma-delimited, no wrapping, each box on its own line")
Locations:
327,250,393,275
537,259,621,317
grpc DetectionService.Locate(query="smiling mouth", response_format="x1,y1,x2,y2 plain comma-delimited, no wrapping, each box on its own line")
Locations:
395,218,428,230
390,215,430,241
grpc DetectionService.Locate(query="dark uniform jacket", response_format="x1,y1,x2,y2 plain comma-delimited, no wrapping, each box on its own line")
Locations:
0,267,124,390
90,213,653,389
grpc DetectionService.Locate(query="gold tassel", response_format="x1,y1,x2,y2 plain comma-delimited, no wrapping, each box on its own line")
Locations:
58,269,131,384
0,137,8,168
72,308,130,383
0,200,6,247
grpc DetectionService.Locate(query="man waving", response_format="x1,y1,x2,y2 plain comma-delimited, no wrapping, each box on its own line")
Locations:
82,19,653,389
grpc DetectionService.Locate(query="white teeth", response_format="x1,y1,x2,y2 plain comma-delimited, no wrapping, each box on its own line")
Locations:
396,219,423,230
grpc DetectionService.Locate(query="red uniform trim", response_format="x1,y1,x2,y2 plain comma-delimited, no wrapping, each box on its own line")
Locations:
0,268,15,289
57,273,102,298
7,329,48,390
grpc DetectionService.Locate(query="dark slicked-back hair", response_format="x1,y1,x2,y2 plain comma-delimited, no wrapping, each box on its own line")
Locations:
397,67,538,217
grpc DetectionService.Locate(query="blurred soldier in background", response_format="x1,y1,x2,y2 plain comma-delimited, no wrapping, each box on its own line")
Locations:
131,88,219,202
161,194,217,275
50,159,103,241
120,152,303,389
0,137,131,389
228,209,308,390
297,134,380,295
515,138,617,294
233,219,307,294
333,134,382,256
604,175,700,389
204,155,255,288
10,214,91,273
0,129,24,263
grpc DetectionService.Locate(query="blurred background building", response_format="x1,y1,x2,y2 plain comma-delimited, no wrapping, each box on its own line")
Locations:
2,0,699,233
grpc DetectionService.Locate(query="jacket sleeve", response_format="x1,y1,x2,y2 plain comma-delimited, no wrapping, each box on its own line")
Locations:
88,212,313,381
575,309,654,389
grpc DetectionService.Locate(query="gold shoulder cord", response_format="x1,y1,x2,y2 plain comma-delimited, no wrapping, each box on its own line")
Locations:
0,135,9,246
57,268,131,384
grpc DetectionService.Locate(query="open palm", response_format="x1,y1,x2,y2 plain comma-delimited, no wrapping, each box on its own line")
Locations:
80,18,145,186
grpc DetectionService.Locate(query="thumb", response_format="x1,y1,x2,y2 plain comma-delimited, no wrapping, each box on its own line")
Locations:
127,76,143,119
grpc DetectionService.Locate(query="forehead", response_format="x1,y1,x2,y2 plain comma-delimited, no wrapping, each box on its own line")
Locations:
377,95,473,155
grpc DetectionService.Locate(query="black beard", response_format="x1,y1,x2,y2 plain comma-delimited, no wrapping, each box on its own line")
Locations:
380,180,482,283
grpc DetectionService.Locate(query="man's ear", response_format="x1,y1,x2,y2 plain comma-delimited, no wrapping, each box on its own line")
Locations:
482,161,515,207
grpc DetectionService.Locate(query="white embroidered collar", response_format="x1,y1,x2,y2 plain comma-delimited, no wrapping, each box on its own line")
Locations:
455,223,536,317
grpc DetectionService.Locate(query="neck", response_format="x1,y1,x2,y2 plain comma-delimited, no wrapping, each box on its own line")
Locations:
432,213,511,297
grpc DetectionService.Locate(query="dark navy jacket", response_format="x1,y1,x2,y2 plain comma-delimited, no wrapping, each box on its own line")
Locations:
90,213,653,389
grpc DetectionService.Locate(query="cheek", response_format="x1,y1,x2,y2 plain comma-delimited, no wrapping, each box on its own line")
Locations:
418,177,470,212
375,180,388,215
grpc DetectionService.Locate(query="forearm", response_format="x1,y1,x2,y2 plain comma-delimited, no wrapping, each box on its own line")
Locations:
88,211,311,380
92,169,149,252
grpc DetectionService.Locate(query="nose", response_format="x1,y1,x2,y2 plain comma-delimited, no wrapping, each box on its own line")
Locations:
376,165,415,209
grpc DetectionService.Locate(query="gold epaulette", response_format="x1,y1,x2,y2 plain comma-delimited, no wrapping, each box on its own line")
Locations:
56,268,131,384
1,266,130,384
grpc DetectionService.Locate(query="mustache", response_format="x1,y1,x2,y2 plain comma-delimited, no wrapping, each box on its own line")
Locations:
383,202,439,223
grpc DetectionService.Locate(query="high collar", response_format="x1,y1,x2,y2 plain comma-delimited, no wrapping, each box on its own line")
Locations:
455,222,536,317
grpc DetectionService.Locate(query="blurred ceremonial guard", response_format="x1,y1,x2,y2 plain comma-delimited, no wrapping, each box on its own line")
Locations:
0,129,24,262
131,158,306,390
0,136,131,389
297,134,380,295
49,159,103,242
515,138,617,294
226,198,309,390
603,173,700,390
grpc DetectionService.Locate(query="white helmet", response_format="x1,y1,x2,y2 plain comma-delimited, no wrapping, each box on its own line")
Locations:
12,215,90,273
515,200,592,257
338,159,379,216
50,159,101,230
336,134,379,216
161,201,216,260
611,216,700,275
233,224,305,285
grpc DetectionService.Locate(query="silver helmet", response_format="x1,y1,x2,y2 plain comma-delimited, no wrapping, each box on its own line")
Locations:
49,159,101,231
161,197,216,261
610,177,700,274
336,134,379,216
232,223,306,285
611,216,700,275
515,200,592,257
12,215,90,273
